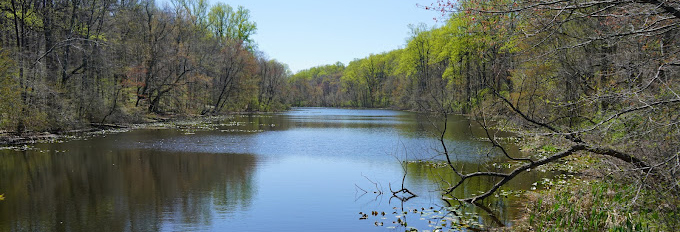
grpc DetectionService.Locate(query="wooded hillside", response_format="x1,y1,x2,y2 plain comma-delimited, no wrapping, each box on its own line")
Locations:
290,0,679,229
0,0,289,133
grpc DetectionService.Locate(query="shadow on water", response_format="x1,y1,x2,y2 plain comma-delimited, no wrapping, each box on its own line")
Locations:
0,146,257,232
0,108,550,231
404,160,552,228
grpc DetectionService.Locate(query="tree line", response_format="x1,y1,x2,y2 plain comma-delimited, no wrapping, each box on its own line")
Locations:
290,0,679,229
2,0,678,228
288,19,511,112
0,0,289,133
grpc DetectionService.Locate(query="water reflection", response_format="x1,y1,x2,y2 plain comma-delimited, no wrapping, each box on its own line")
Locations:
0,148,257,232
0,107,545,231
404,160,546,227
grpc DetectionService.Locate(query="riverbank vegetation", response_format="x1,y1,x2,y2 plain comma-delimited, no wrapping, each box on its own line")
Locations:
1,0,678,229
289,0,679,230
0,0,289,134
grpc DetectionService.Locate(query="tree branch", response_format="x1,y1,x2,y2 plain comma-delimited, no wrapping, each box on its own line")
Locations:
449,143,652,203
637,0,680,19
457,144,586,203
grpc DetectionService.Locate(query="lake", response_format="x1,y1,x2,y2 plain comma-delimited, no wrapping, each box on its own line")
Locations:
0,107,546,231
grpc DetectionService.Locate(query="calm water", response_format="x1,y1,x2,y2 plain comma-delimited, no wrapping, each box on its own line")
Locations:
0,108,546,231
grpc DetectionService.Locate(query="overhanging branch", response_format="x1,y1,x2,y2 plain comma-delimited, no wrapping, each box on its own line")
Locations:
457,144,586,203
449,144,652,203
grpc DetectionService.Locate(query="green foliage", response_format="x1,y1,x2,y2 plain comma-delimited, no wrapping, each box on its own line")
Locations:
288,62,345,107
3,4,43,29
341,53,395,107
208,3,234,39
291,62,345,81
398,23,435,77
540,144,558,153
208,4,257,50
289,7,520,113
0,0,286,132
516,179,673,231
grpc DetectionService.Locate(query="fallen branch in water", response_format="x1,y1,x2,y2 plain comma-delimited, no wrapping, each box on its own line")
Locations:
446,142,653,203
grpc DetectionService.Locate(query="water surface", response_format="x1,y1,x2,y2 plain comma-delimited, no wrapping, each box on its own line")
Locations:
0,107,544,231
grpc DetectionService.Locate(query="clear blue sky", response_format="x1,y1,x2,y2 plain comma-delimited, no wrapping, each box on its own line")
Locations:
212,0,442,73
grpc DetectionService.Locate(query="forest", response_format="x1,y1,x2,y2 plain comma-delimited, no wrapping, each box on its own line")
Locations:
1,0,679,230
287,0,680,229
0,0,289,133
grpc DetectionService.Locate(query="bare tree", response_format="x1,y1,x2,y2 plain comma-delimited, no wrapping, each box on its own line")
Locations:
209,40,255,113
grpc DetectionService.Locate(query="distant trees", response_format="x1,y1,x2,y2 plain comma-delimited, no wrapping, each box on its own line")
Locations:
290,16,505,112
288,2,679,227
0,0,289,133
288,62,346,107
257,56,288,111
343,52,398,108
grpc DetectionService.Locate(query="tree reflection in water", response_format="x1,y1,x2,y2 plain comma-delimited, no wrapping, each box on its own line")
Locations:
0,147,257,232
0,108,552,231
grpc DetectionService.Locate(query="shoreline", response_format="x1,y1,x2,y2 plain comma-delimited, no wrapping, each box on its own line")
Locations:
0,112,266,146
0,107,459,146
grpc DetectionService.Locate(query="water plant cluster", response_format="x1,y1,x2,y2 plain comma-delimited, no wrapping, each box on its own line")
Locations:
360,206,486,231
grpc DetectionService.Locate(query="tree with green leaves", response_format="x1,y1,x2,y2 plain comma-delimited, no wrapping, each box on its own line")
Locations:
0,0,284,132
417,0,680,229
342,53,394,107
256,57,289,111
208,4,256,50
288,62,346,107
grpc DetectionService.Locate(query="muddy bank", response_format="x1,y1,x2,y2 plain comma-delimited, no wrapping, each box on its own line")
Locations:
0,112,273,146
0,113,192,146
0,123,130,146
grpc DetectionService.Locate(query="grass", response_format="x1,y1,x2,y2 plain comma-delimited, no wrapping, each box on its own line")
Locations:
494,133,680,232
506,172,679,232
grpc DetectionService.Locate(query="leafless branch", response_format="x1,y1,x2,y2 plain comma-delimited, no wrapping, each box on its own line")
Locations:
362,173,383,195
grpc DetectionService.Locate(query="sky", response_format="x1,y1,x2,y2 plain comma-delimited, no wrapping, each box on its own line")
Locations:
210,0,443,73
